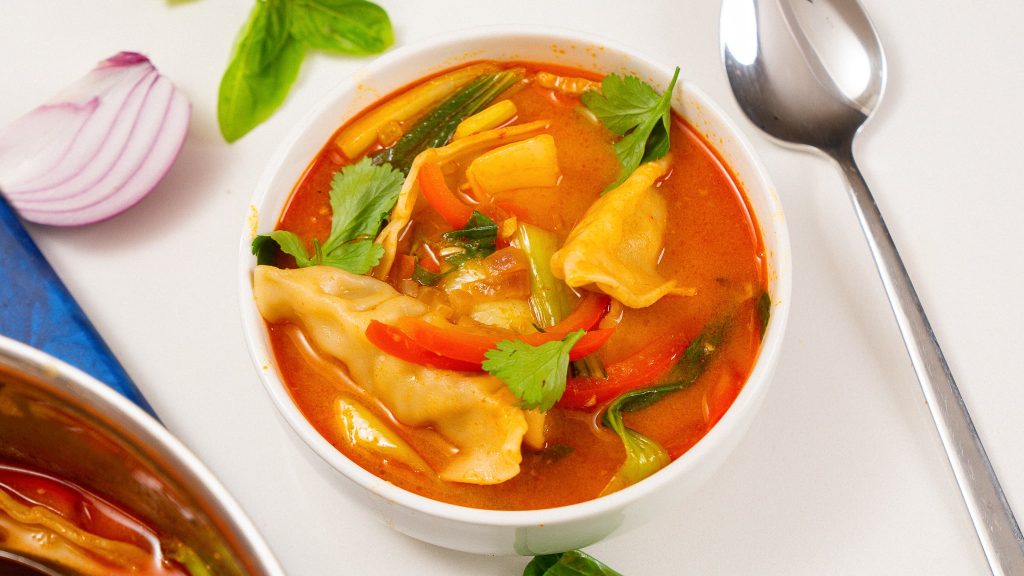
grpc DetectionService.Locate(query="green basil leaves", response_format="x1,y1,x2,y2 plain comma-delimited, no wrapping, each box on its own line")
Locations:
218,0,393,142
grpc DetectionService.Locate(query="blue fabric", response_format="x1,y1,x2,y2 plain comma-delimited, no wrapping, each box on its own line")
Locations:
0,195,156,418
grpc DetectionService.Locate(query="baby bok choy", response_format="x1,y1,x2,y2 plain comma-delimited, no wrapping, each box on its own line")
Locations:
600,319,727,495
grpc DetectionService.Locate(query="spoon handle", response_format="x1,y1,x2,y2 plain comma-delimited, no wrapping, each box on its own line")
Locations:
830,143,1024,574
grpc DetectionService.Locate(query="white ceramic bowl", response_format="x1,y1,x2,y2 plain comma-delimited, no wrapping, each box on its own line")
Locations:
239,26,791,556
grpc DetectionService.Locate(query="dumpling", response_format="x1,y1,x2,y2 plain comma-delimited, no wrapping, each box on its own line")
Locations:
253,265,543,484
550,157,695,308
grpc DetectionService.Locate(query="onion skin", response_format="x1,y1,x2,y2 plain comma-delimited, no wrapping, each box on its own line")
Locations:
0,52,191,227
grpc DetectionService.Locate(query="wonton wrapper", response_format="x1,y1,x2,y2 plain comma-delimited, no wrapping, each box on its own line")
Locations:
253,265,544,484
550,157,695,308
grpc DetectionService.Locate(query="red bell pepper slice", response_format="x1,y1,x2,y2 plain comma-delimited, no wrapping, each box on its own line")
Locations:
419,161,473,229
557,331,691,410
365,320,480,372
396,292,611,364
541,292,610,339
566,328,615,361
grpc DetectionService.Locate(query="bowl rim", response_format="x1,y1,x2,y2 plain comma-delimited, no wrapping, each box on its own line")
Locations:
0,334,285,574
238,24,791,527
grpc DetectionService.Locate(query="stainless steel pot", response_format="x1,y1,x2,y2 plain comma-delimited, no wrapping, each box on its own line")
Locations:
0,335,283,575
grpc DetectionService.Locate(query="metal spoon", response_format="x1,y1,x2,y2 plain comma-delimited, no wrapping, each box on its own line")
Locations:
0,550,65,576
720,0,1024,572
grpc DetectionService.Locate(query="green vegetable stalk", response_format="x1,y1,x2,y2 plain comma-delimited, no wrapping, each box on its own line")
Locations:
373,68,525,174
516,222,607,377
517,222,572,328
600,319,727,495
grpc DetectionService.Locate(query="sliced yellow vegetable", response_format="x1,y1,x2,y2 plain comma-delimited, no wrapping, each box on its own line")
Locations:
335,62,499,159
469,299,536,334
522,409,547,451
337,396,431,473
466,134,560,197
373,120,551,280
453,100,517,140
536,71,600,95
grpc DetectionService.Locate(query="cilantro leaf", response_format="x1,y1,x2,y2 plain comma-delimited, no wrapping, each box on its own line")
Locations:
581,74,662,136
323,157,405,253
482,330,584,411
582,67,680,190
267,230,315,266
251,158,404,274
319,239,384,271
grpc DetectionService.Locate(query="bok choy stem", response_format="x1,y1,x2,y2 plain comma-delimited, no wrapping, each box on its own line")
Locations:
517,222,572,327
600,318,728,494
516,222,607,378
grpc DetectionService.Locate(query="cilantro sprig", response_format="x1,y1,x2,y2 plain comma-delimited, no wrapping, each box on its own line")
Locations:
252,157,404,274
482,330,584,412
582,67,680,190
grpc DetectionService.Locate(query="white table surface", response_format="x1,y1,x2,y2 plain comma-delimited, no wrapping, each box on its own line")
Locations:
3,1,1023,574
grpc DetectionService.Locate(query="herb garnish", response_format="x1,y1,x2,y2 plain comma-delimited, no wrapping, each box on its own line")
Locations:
440,210,498,266
524,550,624,576
218,0,393,142
411,264,446,286
252,158,403,274
582,67,680,190
482,330,584,411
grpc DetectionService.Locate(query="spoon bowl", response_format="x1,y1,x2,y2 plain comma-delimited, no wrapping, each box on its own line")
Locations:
722,0,884,151
721,1,1024,573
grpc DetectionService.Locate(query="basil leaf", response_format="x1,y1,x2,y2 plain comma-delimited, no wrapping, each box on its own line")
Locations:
218,0,306,142
524,554,561,576
289,0,393,55
524,550,624,576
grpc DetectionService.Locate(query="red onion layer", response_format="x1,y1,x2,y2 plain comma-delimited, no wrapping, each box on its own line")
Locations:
0,52,191,226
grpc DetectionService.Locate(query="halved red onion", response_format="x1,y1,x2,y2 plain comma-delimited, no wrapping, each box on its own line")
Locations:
0,52,191,226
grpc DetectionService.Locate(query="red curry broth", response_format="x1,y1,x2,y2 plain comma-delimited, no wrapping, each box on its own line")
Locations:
265,61,766,510
0,462,190,575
